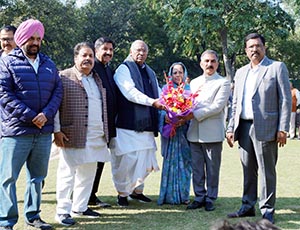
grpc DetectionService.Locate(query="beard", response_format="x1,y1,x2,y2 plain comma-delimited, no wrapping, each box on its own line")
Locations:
23,45,40,58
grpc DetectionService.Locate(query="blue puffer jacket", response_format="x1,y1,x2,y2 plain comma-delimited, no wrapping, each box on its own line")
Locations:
0,48,63,137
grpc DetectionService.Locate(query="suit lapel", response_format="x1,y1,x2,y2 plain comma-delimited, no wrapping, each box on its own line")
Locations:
253,66,268,94
252,57,270,94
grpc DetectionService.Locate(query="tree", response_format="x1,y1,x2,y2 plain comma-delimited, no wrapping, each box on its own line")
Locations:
0,0,83,69
0,0,297,80
146,0,295,82
81,0,184,83
80,0,139,70
278,0,300,83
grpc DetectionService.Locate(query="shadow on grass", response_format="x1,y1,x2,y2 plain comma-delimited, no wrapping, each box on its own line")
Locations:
42,191,56,195
17,195,299,230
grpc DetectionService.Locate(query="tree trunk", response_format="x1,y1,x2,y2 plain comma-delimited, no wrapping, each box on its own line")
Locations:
219,28,234,82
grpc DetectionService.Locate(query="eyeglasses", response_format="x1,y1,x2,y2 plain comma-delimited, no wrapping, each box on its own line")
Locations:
0,38,14,42
172,71,183,75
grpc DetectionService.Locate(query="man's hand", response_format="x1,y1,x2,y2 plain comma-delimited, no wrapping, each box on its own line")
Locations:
226,132,234,148
152,99,166,110
182,112,194,121
277,131,287,147
177,112,194,124
54,131,69,148
32,113,47,129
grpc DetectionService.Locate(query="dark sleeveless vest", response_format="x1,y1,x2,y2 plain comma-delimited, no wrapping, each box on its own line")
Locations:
116,56,159,136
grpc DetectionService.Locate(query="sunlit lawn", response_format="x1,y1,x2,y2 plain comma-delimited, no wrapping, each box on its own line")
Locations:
14,138,300,230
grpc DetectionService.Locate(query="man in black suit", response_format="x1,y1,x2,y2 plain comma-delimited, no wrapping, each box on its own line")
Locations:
88,37,118,208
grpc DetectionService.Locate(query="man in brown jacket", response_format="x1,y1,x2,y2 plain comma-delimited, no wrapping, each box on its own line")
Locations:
54,42,110,226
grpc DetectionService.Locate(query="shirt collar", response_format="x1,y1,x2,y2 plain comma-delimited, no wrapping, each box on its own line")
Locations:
25,53,40,64
74,66,93,80
250,56,266,70
203,72,218,80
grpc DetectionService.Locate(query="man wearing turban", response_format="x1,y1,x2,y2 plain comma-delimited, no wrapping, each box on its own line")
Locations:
0,19,63,230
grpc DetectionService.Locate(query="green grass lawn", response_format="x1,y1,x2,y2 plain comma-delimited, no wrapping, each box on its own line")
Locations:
14,139,300,230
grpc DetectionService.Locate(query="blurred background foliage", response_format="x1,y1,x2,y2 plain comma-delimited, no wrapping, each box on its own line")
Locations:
1,0,300,86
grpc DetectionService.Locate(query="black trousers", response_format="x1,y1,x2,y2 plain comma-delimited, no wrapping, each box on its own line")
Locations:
89,162,105,201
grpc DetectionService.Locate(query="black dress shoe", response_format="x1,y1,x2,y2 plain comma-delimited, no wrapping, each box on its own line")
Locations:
117,195,129,207
227,207,255,218
205,201,215,211
263,212,274,224
186,201,205,210
129,193,152,203
88,197,111,208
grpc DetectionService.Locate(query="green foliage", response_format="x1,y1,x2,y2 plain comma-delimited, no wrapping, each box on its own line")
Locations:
152,0,295,81
0,0,84,69
80,0,137,69
275,33,300,81
0,0,299,82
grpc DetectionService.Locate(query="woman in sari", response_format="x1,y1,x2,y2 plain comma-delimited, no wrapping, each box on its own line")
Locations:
157,62,192,205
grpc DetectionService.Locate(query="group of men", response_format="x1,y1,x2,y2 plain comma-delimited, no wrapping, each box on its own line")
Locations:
0,18,291,230
0,19,165,230
180,33,291,228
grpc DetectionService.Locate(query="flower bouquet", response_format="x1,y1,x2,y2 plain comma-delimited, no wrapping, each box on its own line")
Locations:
160,79,198,138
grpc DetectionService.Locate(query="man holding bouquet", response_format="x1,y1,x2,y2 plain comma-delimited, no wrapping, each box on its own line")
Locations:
182,50,231,211
111,40,165,207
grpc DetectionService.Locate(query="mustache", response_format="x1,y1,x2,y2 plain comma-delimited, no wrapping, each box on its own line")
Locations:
104,54,112,57
82,60,93,65
206,66,214,69
29,45,39,49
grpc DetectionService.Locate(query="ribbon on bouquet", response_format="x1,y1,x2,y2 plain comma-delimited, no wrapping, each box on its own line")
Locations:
162,109,191,138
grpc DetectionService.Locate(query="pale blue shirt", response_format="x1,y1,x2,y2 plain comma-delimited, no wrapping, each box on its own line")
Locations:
25,53,40,73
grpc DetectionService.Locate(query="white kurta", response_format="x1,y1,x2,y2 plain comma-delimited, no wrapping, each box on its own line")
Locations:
54,75,110,166
56,73,110,214
110,63,160,196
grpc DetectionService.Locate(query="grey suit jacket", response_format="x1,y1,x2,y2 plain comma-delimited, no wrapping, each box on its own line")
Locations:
187,73,231,143
227,56,291,141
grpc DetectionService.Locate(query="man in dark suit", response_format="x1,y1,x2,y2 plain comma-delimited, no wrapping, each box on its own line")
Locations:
226,33,291,224
88,37,118,208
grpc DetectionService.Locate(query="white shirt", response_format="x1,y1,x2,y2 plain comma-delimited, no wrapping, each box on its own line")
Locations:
114,64,161,106
1,52,8,58
54,73,110,166
241,55,267,120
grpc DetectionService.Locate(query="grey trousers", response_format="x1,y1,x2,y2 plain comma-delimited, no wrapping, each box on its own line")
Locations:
190,142,222,203
237,119,278,215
